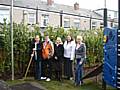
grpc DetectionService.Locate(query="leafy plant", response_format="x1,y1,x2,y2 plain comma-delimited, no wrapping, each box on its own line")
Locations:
0,21,103,79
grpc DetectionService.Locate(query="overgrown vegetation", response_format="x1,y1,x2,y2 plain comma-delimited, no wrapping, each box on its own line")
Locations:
0,20,103,79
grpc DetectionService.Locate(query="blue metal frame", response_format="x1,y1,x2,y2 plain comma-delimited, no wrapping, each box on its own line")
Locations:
103,27,117,88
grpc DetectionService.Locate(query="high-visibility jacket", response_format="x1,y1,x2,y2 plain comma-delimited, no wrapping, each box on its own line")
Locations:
42,41,54,59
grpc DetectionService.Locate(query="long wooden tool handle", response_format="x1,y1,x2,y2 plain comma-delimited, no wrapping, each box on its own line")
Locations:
24,51,34,79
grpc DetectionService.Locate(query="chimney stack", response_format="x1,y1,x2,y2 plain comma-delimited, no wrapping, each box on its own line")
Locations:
74,2,79,10
47,0,54,6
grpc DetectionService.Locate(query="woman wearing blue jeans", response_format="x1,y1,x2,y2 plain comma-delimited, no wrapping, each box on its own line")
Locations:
31,35,42,80
75,36,86,86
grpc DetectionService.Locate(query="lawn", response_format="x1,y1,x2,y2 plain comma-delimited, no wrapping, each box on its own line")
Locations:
38,80,116,90
7,79,116,90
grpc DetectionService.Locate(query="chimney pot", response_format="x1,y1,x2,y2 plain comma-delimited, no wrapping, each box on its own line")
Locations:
47,0,54,5
74,2,79,10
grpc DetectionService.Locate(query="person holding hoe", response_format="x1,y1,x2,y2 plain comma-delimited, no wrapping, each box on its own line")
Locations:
31,35,42,80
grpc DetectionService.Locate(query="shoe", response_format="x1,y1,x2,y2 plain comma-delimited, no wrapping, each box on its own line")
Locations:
79,81,82,86
46,78,51,82
70,77,73,80
41,77,47,80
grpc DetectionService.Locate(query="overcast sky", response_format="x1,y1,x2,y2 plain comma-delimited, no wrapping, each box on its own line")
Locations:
42,0,118,11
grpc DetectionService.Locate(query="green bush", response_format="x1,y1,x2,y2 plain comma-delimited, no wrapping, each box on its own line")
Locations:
0,21,103,78
45,27,103,66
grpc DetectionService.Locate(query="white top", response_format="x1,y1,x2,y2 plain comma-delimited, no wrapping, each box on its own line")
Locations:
64,41,76,60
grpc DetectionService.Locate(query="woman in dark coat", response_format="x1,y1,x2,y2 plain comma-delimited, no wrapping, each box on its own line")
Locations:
54,37,64,81
31,35,42,80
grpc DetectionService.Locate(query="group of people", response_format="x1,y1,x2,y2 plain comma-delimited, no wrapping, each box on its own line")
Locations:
31,34,86,86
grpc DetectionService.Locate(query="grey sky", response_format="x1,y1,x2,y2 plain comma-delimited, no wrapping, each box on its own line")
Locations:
42,0,118,10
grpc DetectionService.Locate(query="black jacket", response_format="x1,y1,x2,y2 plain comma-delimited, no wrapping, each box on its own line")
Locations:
31,41,42,61
54,44,64,59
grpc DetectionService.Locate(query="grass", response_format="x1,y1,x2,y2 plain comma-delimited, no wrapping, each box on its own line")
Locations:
7,79,116,90
38,80,116,90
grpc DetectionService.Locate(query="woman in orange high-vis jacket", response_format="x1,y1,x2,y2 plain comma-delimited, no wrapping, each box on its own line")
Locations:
41,35,54,82
42,41,53,60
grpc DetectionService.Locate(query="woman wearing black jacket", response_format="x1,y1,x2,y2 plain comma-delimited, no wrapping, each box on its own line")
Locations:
31,35,42,80
54,37,64,81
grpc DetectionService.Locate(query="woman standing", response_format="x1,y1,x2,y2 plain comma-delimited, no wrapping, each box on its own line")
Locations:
31,35,42,80
74,36,86,86
64,35,76,80
54,37,64,81
42,35,54,82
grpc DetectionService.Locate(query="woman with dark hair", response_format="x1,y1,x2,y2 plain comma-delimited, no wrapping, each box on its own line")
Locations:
64,35,76,80
74,36,86,86
54,37,64,81
31,35,42,80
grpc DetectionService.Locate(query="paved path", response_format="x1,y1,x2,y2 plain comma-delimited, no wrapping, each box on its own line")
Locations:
10,82,47,90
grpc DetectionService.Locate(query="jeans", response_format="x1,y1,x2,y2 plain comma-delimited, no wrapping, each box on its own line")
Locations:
35,61,41,80
75,59,83,85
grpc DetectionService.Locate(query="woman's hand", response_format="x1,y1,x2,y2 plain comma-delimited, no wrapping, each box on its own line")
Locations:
79,61,82,65
33,48,36,51
55,56,58,60
31,54,34,57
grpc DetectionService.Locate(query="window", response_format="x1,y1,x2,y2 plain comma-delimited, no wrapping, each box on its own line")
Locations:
64,18,70,28
28,13,35,24
41,14,49,27
74,19,80,29
92,21,97,29
100,22,104,28
114,11,118,18
114,23,118,28
0,10,9,23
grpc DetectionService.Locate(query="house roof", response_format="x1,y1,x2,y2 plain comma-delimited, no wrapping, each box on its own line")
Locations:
0,0,103,20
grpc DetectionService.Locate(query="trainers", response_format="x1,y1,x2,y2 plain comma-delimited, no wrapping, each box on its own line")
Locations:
41,77,47,80
46,78,51,82
79,81,82,86
70,77,73,80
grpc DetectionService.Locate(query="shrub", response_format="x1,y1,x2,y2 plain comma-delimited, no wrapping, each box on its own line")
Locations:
0,22,103,79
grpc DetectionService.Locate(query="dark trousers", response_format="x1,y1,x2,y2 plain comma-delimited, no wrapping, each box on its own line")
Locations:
54,58,62,81
64,57,73,78
35,61,41,80
41,59,52,78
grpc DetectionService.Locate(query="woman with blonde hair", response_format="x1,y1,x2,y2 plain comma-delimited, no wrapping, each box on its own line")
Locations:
74,35,86,86
54,37,64,81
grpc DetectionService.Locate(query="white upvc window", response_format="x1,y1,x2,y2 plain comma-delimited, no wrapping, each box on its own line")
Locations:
74,19,80,29
0,9,9,23
64,18,70,28
92,21,97,29
41,14,49,27
28,13,36,24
